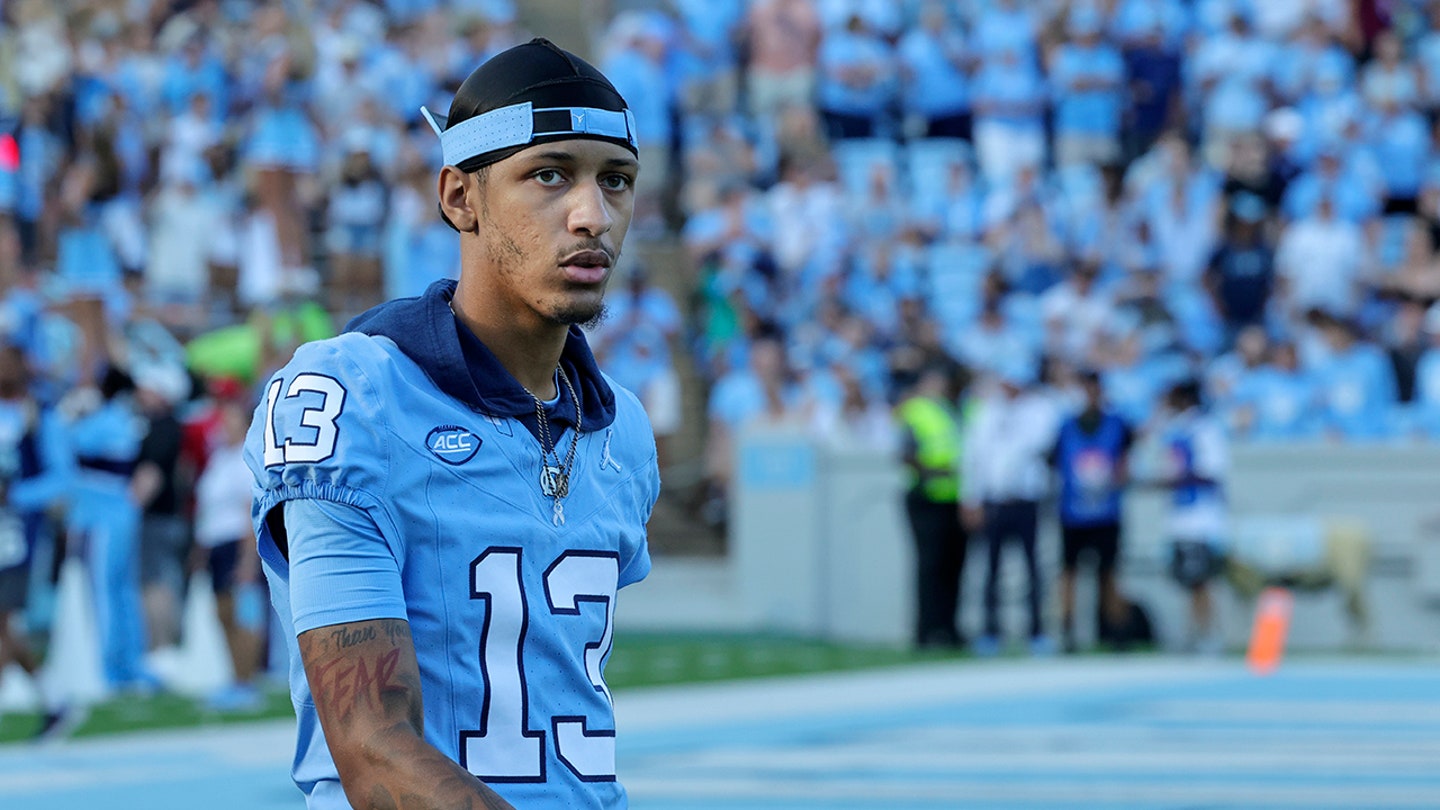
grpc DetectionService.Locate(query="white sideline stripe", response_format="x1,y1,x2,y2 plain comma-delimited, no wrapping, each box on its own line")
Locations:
1138,699,1440,724
615,657,1234,730
624,777,1440,807
658,743,1440,774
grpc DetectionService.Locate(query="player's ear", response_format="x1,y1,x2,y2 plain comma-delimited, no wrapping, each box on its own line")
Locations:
438,166,478,233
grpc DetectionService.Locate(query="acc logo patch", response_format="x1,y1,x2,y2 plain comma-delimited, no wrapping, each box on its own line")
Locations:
426,425,481,465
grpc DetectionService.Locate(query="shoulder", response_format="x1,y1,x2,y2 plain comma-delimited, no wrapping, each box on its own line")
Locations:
603,372,656,452
597,371,661,500
246,333,408,506
284,332,397,379
259,334,398,431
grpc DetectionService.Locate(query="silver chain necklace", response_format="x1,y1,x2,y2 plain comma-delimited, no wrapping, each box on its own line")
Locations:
527,365,582,526
448,297,581,525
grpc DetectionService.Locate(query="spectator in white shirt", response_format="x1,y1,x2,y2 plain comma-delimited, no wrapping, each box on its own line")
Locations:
1040,258,1117,365
961,361,1061,656
1275,194,1365,321
145,158,223,321
191,394,266,711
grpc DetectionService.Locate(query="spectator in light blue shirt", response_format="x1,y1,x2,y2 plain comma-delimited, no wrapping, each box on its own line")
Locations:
603,12,679,233
897,2,972,140
1364,93,1431,209
844,161,906,244
361,28,438,125
669,0,747,115
1273,15,1355,105
1295,57,1364,157
1050,7,1126,168
704,332,805,515
1309,315,1398,441
955,293,1038,382
968,0,1039,63
1281,143,1382,224
1360,31,1420,112
816,13,896,139
1230,340,1323,441
1099,328,1183,428
1190,12,1274,158
1207,323,1268,411
939,160,987,242
602,17,676,152
971,44,1047,186
845,239,922,339
1410,306,1440,437
683,183,774,271
708,333,795,430
112,36,164,122
161,36,229,120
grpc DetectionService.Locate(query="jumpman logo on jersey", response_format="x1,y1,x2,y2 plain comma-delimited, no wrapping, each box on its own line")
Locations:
599,428,623,473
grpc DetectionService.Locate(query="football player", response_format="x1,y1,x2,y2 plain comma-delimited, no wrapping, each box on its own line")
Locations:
247,39,658,809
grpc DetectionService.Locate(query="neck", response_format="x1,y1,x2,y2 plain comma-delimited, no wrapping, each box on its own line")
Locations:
450,283,569,399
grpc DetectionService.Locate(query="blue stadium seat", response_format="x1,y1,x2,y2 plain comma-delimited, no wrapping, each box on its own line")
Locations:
831,137,902,197
902,137,973,207
925,239,992,328
1052,162,1104,212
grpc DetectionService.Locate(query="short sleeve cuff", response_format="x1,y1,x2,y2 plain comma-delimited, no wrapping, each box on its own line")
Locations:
284,498,409,635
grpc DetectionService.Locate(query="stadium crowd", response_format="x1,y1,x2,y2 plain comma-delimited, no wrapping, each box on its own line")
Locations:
683,0,1440,498
0,0,1436,722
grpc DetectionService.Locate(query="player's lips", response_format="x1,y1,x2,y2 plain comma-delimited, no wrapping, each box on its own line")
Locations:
560,250,611,284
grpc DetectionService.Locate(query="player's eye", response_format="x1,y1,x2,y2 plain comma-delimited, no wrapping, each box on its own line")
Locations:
599,173,632,192
533,169,565,186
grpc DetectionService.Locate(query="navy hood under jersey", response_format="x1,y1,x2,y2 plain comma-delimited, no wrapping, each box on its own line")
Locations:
346,278,617,440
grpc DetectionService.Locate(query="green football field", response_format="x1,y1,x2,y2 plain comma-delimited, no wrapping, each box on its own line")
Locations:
0,632,970,744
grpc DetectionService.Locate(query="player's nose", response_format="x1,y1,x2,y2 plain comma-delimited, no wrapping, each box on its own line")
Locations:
567,179,613,238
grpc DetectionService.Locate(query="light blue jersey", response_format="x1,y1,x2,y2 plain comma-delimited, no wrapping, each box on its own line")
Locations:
247,280,657,809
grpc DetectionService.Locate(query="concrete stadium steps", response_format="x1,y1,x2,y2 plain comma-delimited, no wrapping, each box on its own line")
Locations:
632,237,724,557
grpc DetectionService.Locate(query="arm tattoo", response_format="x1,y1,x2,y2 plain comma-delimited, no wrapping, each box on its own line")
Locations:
302,620,414,728
299,620,517,810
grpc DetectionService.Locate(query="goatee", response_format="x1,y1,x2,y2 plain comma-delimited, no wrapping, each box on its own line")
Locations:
556,302,607,331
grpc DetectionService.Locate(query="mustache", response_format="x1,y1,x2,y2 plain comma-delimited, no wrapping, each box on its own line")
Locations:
558,241,617,264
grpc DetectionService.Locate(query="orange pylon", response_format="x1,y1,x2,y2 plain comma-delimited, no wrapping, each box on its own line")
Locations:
1246,586,1294,676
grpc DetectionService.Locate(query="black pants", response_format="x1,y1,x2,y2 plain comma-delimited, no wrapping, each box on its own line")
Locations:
924,111,972,141
904,492,967,646
982,499,1043,638
822,109,878,140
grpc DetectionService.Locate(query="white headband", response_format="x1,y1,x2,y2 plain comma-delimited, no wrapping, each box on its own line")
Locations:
421,101,637,167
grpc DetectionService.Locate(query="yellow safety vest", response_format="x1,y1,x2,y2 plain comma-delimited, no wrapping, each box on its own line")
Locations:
898,396,962,503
